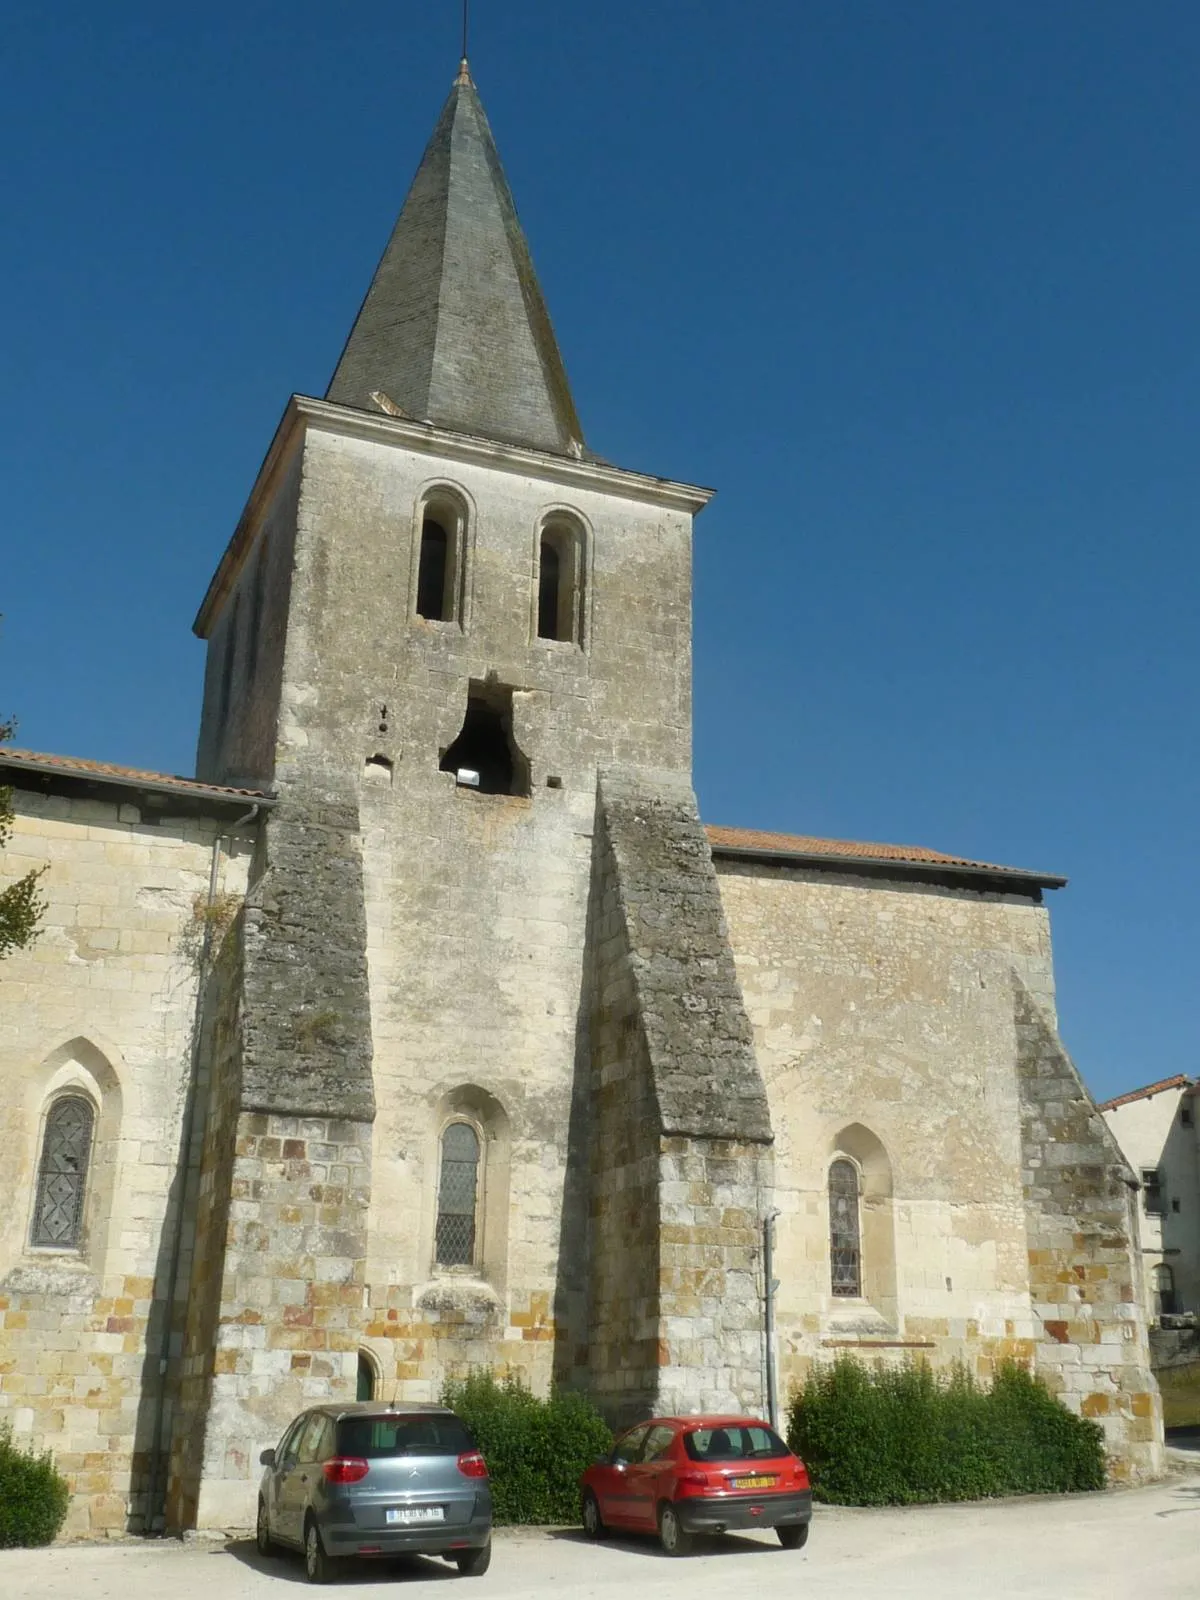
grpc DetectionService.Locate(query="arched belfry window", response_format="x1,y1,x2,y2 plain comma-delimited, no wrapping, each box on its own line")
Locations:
536,517,585,644
828,1158,862,1298
414,489,468,624
32,1095,95,1248
436,1122,481,1267
417,519,450,619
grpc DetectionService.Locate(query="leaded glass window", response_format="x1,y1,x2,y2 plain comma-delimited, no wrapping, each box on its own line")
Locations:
32,1096,94,1248
436,1123,480,1267
829,1158,861,1298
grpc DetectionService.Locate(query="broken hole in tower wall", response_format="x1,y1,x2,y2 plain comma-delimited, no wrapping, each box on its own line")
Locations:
439,682,531,796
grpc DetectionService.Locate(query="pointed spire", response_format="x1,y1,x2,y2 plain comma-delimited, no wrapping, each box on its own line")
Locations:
326,68,585,457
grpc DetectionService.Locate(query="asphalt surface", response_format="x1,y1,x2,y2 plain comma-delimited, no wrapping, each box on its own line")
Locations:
3,1475,1198,1600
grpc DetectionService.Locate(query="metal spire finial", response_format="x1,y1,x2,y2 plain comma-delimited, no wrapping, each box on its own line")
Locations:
455,0,471,85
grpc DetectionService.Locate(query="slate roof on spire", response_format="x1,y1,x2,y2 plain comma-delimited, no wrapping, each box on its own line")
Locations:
326,62,585,458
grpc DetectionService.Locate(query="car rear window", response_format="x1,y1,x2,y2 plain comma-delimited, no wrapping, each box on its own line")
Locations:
683,1424,790,1462
336,1414,473,1459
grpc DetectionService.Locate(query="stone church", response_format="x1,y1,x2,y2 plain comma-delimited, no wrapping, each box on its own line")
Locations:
0,60,1163,1535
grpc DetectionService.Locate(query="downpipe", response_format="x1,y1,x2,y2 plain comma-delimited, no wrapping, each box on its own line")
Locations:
764,1209,780,1432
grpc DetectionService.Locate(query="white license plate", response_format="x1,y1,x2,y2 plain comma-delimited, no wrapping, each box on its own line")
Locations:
386,1505,445,1525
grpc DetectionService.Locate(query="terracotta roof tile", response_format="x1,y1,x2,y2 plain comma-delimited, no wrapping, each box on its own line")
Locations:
1096,1075,1194,1112
705,824,1064,885
0,748,271,801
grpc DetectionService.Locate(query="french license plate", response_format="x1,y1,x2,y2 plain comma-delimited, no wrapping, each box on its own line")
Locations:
386,1505,445,1524
732,1475,776,1490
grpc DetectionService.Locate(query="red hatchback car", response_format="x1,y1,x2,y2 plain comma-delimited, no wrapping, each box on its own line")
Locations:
579,1416,812,1557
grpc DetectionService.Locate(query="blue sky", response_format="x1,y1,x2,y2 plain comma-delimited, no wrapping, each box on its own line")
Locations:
1,3,1197,1102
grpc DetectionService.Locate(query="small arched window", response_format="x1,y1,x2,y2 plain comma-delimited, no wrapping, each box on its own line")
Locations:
414,490,469,624
536,518,584,644
1152,1262,1177,1320
356,1349,377,1401
828,1158,861,1298
417,519,450,619
32,1095,95,1249
436,1122,481,1267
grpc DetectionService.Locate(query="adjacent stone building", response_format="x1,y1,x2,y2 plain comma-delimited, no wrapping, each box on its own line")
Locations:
1100,1075,1199,1326
0,59,1164,1536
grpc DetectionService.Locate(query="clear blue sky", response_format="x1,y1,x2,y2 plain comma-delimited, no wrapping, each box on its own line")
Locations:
2,3,1197,1103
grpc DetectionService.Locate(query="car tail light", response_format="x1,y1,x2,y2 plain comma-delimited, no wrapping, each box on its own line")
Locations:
323,1457,369,1484
676,1471,709,1493
457,1451,489,1479
791,1463,810,1487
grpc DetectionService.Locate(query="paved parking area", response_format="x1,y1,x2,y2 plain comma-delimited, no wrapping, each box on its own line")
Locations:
3,1475,1198,1600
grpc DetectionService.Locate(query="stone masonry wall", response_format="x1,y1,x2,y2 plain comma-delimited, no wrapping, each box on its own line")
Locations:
203,416,701,1415
0,787,251,1536
588,774,773,1423
1016,979,1165,1482
168,785,378,1530
717,860,1059,1394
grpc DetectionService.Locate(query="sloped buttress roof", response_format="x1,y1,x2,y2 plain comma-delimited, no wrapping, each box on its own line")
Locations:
325,61,585,458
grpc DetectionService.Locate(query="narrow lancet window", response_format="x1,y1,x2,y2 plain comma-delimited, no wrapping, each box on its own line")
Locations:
535,519,584,643
829,1158,861,1298
537,537,561,639
32,1096,95,1249
416,519,450,620
436,1123,480,1267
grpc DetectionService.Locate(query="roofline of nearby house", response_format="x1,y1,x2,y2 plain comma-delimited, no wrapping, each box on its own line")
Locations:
707,838,1066,893
0,750,275,820
1096,1074,1196,1113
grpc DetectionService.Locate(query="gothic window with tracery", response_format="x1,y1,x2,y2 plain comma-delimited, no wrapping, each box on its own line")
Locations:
32,1095,94,1248
829,1158,862,1298
436,1122,480,1267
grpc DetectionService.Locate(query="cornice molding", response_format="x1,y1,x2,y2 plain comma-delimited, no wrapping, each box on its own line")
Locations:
194,395,714,636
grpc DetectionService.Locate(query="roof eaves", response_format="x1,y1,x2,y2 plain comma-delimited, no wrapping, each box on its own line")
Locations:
1096,1074,1195,1112
707,838,1066,892
0,750,275,813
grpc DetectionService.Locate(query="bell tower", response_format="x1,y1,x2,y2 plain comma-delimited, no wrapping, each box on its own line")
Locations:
175,59,770,1529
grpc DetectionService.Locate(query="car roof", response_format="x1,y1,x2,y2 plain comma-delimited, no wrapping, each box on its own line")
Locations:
628,1415,773,1429
314,1402,459,1420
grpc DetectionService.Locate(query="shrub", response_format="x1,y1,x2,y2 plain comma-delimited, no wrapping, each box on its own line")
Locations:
0,1421,70,1547
787,1356,1104,1505
441,1372,612,1524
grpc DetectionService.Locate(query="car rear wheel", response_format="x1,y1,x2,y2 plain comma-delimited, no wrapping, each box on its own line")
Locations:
657,1503,693,1557
255,1498,275,1556
454,1538,492,1576
304,1519,331,1584
581,1490,608,1540
777,1523,809,1550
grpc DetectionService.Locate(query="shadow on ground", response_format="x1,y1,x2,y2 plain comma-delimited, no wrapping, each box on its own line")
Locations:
222,1538,458,1585
547,1527,787,1560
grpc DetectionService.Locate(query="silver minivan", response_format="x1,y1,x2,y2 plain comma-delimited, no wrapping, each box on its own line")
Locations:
256,1402,493,1583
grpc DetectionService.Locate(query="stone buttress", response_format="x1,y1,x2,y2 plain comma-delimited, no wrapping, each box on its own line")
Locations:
168,794,376,1529
1015,979,1164,1481
587,772,774,1423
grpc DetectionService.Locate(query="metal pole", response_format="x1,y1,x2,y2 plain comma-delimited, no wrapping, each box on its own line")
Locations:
764,1211,780,1432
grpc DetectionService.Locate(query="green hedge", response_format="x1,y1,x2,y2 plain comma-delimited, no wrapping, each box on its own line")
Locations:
0,1421,70,1547
787,1357,1105,1505
441,1372,612,1524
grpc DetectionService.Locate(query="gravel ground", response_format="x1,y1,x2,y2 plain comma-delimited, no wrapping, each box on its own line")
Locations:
3,1474,1198,1600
